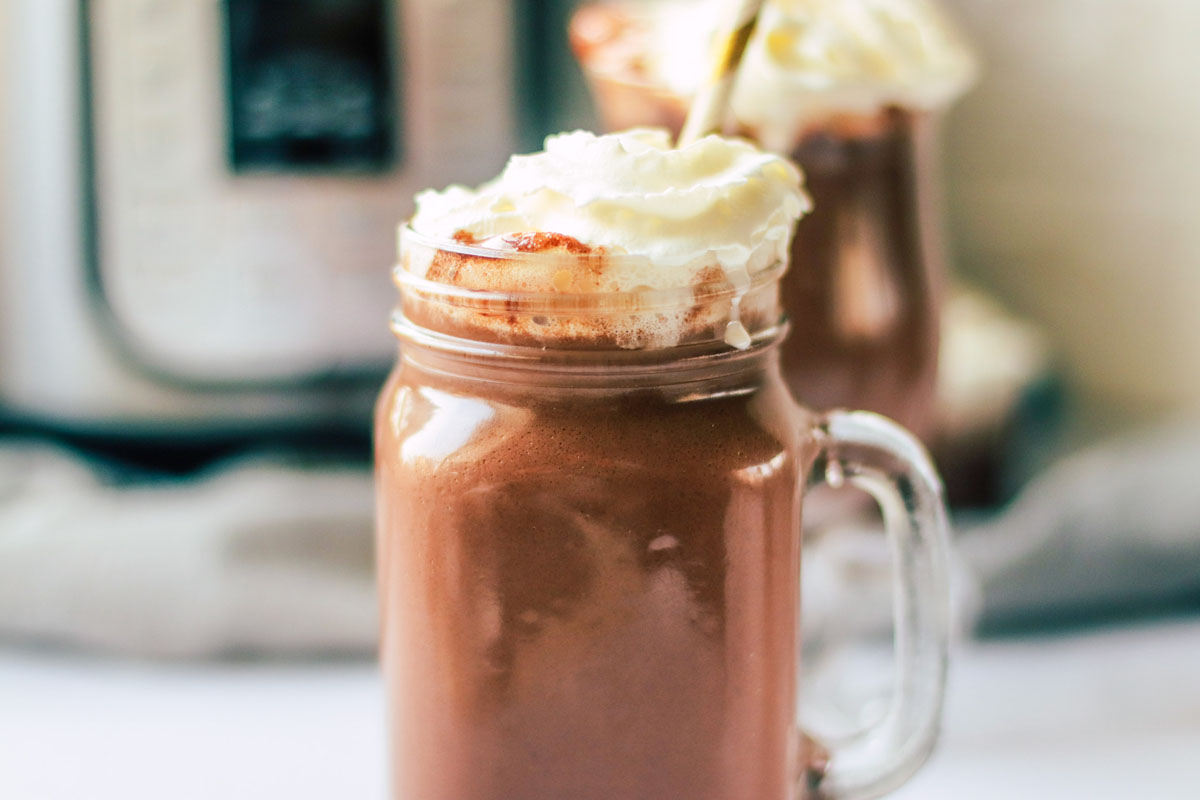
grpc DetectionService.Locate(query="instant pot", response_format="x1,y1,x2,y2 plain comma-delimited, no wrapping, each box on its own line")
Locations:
0,0,534,437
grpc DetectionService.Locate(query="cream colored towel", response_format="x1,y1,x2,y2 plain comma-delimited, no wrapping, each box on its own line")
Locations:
0,443,376,658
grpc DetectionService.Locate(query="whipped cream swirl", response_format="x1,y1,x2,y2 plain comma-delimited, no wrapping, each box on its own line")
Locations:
409,129,809,292
577,0,977,150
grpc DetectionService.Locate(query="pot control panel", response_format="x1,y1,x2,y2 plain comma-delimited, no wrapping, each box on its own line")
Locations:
85,0,516,385
224,0,397,173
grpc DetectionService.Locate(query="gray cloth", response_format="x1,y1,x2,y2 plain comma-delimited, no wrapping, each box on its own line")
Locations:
0,443,376,658
962,420,1200,629
804,420,1200,643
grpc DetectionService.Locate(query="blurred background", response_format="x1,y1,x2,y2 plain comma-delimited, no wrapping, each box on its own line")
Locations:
1,1,1198,798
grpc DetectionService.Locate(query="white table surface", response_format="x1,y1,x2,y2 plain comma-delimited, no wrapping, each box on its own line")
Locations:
3,618,1199,800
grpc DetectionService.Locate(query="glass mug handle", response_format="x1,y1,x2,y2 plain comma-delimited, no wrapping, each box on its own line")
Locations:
803,410,952,800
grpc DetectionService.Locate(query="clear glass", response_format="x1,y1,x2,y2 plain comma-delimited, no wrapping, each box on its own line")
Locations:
375,234,952,799
570,7,956,440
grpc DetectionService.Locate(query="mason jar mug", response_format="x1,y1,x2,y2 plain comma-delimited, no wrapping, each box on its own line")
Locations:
375,229,952,800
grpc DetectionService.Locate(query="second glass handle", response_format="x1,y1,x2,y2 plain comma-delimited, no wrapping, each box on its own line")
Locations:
803,410,952,800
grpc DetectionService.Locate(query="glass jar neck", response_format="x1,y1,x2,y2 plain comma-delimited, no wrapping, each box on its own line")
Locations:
393,318,787,396
393,229,792,395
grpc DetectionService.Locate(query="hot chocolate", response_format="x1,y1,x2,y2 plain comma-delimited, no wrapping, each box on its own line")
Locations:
570,0,975,437
376,130,951,800
380,133,810,798
779,108,940,436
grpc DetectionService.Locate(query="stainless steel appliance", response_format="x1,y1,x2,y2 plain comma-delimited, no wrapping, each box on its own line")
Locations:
0,0,521,435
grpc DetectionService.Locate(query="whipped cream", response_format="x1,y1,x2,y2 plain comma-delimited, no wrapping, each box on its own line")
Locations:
580,0,976,150
409,128,809,292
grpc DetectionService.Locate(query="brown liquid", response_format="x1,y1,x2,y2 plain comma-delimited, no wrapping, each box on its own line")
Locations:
376,333,815,799
778,110,941,438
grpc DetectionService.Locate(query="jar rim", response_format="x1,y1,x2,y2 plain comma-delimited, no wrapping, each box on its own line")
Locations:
391,309,788,362
392,311,790,390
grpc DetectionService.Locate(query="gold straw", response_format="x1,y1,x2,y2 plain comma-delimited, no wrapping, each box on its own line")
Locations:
677,0,768,147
